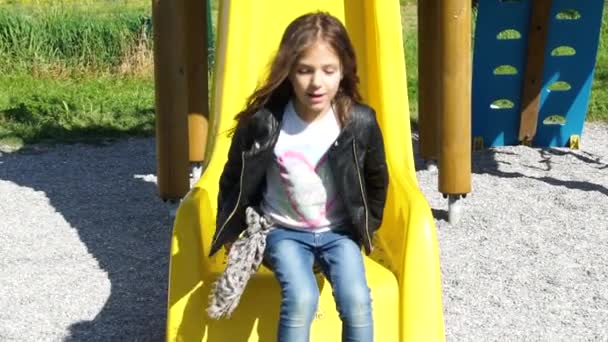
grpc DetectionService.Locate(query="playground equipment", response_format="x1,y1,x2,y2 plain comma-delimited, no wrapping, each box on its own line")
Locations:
152,0,607,336
418,0,472,223
153,0,213,200
471,0,605,148
185,0,212,180
160,0,446,341
417,0,605,221
152,0,190,200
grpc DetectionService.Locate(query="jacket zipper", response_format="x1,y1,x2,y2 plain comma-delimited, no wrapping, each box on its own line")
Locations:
213,152,246,245
352,140,373,252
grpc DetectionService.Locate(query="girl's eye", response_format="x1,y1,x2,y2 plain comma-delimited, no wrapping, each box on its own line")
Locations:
324,69,336,75
297,68,312,74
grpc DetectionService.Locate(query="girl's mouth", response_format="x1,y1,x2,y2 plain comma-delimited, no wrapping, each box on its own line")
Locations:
308,93,325,103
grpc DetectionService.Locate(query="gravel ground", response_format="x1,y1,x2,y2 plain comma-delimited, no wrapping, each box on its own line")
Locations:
0,139,172,341
0,123,606,341
416,123,608,341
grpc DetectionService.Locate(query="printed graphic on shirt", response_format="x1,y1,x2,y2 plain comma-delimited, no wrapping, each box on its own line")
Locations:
274,151,338,227
261,100,346,230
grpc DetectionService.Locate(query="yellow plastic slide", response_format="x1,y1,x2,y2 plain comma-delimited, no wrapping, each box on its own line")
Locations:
166,1,445,341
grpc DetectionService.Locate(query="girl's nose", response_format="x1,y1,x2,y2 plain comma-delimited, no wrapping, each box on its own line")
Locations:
310,70,322,88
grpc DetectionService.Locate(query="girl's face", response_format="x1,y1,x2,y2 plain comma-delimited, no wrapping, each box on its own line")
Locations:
289,41,342,121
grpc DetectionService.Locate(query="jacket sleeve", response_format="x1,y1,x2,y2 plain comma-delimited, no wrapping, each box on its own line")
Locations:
364,111,389,232
216,120,248,232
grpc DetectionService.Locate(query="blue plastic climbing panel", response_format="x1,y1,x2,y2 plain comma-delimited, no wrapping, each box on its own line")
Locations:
472,0,605,148
536,0,605,146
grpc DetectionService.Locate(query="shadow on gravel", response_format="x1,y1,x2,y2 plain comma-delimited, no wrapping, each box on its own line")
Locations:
540,149,608,170
474,149,608,196
431,208,448,222
411,131,607,197
0,140,172,341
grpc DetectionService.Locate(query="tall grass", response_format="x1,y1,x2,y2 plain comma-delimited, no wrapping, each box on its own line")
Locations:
0,4,151,74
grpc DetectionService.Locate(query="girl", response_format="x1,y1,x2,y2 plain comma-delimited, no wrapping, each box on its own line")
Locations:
209,12,388,342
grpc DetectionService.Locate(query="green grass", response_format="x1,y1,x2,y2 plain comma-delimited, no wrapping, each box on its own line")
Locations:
0,73,155,143
0,2,154,145
588,8,608,121
404,27,418,122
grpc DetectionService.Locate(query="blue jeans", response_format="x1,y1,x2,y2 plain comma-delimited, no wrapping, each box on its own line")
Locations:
264,227,374,342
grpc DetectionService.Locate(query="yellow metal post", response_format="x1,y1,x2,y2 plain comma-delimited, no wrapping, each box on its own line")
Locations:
152,0,190,200
438,0,472,199
418,0,441,162
185,0,209,163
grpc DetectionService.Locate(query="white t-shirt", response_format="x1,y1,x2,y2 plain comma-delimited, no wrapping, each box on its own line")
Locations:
261,101,347,232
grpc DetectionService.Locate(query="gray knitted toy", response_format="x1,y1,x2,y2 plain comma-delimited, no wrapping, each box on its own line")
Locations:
207,207,273,319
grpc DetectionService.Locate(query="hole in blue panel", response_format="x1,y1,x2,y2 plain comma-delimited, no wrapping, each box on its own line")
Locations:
551,46,576,56
547,81,571,91
497,29,522,40
543,115,567,126
490,99,515,109
556,9,581,20
493,65,518,75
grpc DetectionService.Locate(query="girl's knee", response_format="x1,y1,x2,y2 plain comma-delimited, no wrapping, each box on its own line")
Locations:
336,285,372,321
280,290,319,325
288,290,319,311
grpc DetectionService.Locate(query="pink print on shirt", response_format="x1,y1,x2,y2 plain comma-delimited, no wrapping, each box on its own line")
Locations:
275,150,338,228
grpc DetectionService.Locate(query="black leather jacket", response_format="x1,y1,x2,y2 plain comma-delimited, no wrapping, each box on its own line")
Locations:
209,101,388,256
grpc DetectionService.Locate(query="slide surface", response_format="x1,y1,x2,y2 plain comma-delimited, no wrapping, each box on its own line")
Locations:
166,1,445,341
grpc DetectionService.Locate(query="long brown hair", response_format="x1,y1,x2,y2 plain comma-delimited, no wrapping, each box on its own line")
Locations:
235,12,362,127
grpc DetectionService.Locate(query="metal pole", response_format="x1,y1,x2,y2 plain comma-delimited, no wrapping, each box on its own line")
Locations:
152,0,190,200
438,0,472,223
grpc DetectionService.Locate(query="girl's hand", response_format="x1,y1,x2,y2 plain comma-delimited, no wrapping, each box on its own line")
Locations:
223,242,233,254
